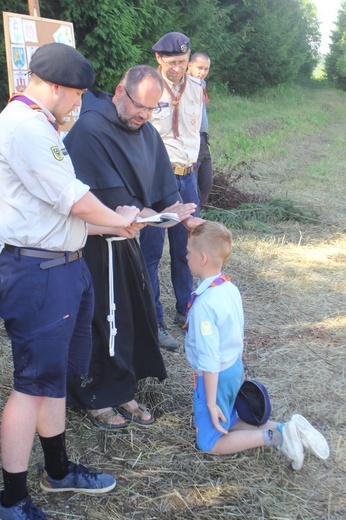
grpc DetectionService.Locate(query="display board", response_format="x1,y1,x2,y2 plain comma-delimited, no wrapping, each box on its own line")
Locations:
2,11,78,135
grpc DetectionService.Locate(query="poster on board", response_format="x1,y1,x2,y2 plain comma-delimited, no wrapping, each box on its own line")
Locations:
3,11,78,136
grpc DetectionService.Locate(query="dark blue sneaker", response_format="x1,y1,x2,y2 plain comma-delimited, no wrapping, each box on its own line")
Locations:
40,462,116,494
0,494,46,519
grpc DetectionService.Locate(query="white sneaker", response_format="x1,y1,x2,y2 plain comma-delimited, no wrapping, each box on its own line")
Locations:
291,414,330,460
277,421,304,471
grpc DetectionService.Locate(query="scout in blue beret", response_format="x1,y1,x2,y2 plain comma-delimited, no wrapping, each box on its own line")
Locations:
152,32,190,56
140,31,202,352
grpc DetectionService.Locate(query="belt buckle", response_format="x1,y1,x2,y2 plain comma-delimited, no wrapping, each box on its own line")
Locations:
174,166,185,175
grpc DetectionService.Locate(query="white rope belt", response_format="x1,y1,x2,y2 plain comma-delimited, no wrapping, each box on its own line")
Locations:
105,236,126,356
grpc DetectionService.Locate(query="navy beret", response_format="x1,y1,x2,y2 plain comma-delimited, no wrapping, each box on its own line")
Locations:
235,379,272,426
152,32,190,56
29,42,95,89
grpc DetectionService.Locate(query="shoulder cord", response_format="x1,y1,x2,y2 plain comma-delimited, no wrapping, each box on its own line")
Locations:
8,93,59,131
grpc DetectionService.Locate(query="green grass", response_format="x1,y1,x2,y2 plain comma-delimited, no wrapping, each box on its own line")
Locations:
208,84,343,170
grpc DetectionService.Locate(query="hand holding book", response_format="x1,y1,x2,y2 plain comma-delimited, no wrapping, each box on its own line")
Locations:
134,201,198,228
135,213,180,227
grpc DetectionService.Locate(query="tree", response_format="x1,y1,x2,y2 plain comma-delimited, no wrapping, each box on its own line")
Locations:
217,0,321,94
325,0,346,90
173,0,240,85
58,0,178,91
0,0,327,107
0,1,29,108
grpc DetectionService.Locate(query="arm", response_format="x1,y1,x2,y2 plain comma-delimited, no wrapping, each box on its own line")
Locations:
71,192,139,228
87,224,144,238
203,371,228,434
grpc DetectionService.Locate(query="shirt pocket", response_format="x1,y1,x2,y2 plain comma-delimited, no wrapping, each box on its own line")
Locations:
184,103,201,132
152,105,172,136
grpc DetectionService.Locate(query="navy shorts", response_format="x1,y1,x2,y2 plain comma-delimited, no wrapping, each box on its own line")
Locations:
0,249,94,398
194,357,244,452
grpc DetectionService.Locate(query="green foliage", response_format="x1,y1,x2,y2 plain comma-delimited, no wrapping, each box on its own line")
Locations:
218,0,321,94
0,0,28,109
176,0,240,84
58,0,179,91
0,0,328,105
325,0,346,90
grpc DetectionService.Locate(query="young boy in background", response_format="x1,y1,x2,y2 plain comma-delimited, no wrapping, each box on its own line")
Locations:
187,53,213,207
184,221,329,468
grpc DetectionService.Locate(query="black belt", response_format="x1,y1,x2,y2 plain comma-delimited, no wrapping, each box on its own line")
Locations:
172,165,195,176
4,244,83,270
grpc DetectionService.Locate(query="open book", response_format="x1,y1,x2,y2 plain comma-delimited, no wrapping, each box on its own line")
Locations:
135,213,180,227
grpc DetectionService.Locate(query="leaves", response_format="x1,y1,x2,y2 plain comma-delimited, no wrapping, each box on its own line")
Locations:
0,0,324,107
325,1,346,90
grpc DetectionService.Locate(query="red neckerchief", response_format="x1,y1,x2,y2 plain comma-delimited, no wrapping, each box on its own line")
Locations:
182,273,231,330
158,66,187,138
203,85,210,103
8,93,59,131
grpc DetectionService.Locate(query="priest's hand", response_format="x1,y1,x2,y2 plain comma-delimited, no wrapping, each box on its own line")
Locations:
163,201,197,221
183,216,204,229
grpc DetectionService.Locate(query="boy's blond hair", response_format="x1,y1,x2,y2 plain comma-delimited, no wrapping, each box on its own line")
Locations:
188,221,232,265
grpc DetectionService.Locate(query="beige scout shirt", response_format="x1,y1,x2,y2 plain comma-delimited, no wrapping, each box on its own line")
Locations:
150,73,203,168
0,98,89,251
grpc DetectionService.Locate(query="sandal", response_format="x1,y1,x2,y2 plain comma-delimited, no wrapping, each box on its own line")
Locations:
116,402,155,425
83,408,128,430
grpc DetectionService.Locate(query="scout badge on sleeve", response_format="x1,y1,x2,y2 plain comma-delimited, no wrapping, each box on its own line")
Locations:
235,379,271,426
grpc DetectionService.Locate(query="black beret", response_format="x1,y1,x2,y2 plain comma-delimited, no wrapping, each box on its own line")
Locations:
152,32,190,56
29,42,95,89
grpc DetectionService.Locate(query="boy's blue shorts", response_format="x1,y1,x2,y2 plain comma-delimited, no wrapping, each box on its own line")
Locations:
0,249,94,398
194,357,244,452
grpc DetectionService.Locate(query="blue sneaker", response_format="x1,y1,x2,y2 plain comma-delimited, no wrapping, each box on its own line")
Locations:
40,462,116,494
0,494,46,519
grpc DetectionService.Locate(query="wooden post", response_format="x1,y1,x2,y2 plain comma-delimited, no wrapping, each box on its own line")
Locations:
28,0,41,17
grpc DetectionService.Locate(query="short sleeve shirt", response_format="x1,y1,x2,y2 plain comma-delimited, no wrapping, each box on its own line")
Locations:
150,74,203,167
184,274,244,373
0,98,89,250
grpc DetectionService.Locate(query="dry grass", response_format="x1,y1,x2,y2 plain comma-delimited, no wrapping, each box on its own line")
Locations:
0,88,345,519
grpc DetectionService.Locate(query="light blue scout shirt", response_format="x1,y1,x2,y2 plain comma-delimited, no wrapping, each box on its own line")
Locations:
184,273,244,375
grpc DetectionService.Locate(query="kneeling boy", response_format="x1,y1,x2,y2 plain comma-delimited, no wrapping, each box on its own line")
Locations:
184,221,329,469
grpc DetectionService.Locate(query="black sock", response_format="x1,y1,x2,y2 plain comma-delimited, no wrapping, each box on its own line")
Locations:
39,431,70,480
1,469,28,508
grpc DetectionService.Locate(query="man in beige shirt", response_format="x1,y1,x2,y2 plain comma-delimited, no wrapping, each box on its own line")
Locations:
140,32,203,350
0,43,139,519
